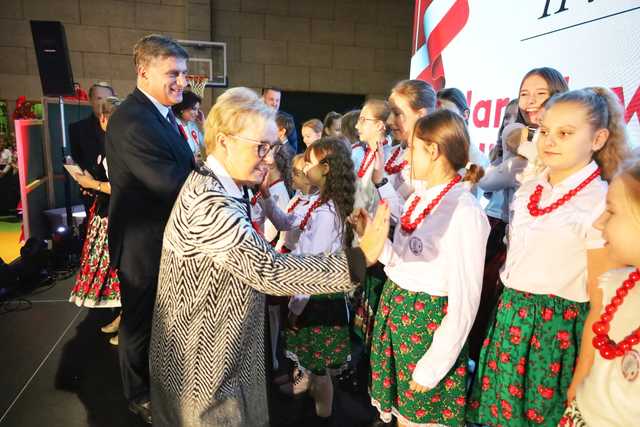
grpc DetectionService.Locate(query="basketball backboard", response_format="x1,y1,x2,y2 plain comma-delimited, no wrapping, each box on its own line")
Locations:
177,39,228,88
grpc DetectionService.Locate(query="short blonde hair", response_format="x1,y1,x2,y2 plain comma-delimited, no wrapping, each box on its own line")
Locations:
203,87,275,155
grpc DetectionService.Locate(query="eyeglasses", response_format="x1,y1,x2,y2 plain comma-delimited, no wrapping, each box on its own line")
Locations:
229,134,284,158
357,116,379,124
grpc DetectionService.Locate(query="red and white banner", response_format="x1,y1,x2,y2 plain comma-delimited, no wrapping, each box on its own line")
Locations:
412,0,640,157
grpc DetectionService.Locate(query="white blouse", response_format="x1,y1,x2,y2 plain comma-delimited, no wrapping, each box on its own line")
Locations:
262,196,344,315
500,161,607,302
177,119,203,156
269,191,315,253
353,145,380,215
263,181,290,244
379,182,490,388
576,267,640,427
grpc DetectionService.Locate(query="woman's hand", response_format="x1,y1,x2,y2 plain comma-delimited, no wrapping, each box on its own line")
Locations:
358,200,390,266
74,170,97,190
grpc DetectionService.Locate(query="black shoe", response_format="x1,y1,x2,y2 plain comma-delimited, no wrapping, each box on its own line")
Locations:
128,400,152,424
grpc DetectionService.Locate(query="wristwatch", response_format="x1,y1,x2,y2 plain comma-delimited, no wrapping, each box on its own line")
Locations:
374,177,388,189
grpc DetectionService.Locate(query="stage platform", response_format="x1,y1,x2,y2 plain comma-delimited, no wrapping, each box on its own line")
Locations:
0,274,380,427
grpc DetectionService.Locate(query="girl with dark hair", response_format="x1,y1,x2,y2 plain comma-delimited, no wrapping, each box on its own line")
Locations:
323,111,342,137
172,90,204,158
437,87,470,122
468,87,630,426
353,109,490,427
260,137,355,421
517,66,568,127
340,109,361,148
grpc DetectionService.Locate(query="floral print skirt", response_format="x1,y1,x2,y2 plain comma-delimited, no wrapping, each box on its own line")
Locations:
467,287,588,426
69,212,121,308
558,399,589,427
285,292,350,375
370,280,468,427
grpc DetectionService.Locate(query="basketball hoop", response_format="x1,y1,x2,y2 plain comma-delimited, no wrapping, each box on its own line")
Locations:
186,74,209,98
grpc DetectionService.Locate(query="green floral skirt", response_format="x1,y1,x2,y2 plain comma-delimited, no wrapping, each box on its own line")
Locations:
354,272,386,348
285,292,350,375
467,287,588,426
370,280,468,426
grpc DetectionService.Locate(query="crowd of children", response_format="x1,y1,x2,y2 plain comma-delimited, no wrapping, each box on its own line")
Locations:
250,66,638,427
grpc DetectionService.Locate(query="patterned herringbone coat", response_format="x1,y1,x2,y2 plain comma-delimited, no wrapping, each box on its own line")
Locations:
150,166,354,426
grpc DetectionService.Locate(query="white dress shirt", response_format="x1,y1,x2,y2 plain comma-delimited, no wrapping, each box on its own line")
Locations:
501,161,607,302
205,154,243,198
138,86,170,120
379,182,490,388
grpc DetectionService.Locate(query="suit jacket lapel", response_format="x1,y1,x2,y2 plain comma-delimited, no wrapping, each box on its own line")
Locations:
132,88,195,166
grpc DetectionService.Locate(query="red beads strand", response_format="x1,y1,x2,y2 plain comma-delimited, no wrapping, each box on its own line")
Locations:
528,168,601,217
287,196,304,214
592,268,640,360
298,197,326,231
400,175,461,234
357,147,376,178
385,146,407,175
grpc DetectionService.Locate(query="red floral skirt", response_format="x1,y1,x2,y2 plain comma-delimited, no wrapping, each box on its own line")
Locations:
69,211,120,308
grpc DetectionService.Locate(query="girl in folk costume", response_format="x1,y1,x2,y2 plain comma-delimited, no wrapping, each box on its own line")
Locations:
263,143,293,245
263,143,293,372
560,159,640,427
376,80,437,224
172,90,204,159
353,109,490,427
351,99,392,349
69,97,122,345
261,137,356,420
467,87,629,427
353,99,390,214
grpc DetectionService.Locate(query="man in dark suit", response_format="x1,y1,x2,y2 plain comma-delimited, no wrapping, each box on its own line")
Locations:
106,35,194,424
261,86,299,153
68,82,114,212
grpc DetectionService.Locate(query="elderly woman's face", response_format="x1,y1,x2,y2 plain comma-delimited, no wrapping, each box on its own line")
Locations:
225,117,279,186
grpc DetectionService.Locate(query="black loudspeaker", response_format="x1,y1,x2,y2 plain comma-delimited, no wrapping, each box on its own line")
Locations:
30,20,75,97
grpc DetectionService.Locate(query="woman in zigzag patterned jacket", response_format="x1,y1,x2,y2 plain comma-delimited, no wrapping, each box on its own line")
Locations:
149,87,390,427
